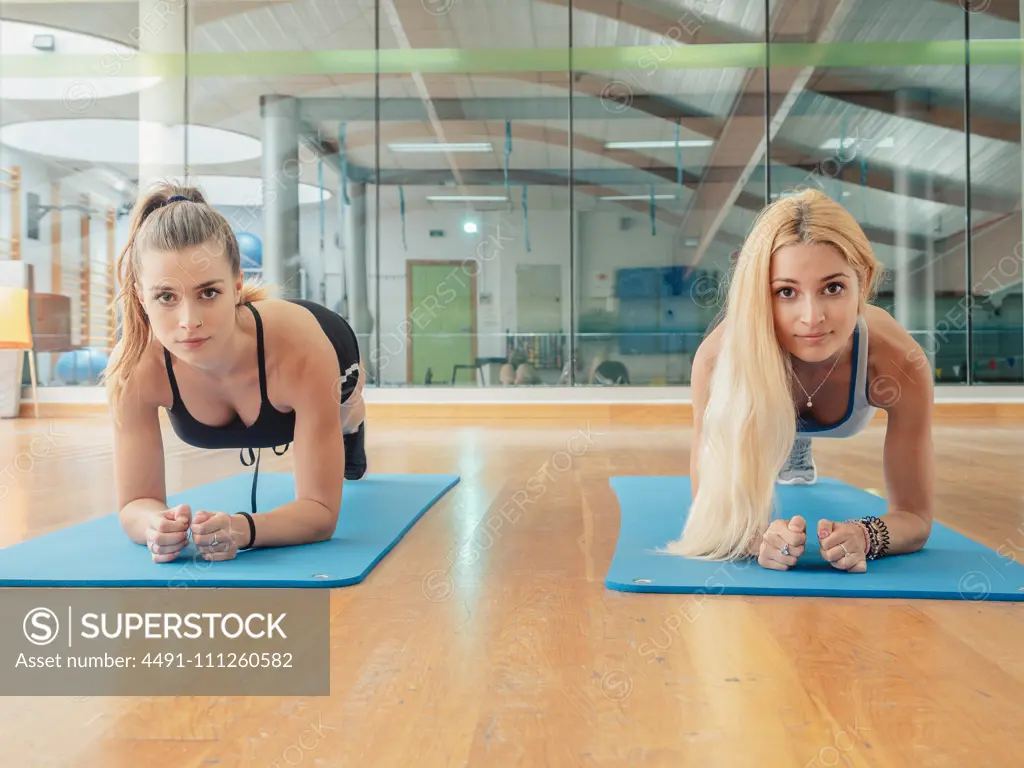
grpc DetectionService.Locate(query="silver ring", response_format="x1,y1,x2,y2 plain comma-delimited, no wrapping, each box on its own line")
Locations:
212,531,218,546
840,543,850,559
780,543,790,556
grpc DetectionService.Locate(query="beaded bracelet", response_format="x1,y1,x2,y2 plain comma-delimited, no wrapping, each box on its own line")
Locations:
846,515,890,559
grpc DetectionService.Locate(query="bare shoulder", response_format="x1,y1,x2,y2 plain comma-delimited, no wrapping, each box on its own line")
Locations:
864,304,934,409
253,299,337,365
252,300,340,404
110,335,174,414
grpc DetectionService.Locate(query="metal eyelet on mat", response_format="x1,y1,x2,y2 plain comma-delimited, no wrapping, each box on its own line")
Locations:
312,574,331,579
633,578,652,584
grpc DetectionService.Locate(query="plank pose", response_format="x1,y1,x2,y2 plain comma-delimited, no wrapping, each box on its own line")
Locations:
104,183,367,563
666,188,935,572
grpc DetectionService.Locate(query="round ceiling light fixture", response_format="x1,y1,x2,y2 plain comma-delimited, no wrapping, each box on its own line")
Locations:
0,20,161,103
0,119,263,165
188,175,333,207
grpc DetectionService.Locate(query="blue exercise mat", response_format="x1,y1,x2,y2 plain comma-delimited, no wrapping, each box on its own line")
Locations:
0,473,459,588
606,476,1024,601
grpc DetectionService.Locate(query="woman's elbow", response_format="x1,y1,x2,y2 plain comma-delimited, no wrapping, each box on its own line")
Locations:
915,522,933,552
313,507,340,542
907,514,933,553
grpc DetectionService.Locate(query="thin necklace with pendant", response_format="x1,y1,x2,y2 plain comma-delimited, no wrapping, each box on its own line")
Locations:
794,341,846,409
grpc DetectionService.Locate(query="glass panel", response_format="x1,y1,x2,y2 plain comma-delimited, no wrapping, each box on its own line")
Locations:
188,0,376,359
1,1,1020,393
0,3,177,388
768,0,970,386
371,0,571,388
571,0,768,386
968,2,1023,384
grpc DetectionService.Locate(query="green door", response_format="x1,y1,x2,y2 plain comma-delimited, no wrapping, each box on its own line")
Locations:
409,263,476,384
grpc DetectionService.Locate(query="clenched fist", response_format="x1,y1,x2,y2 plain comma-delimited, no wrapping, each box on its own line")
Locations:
756,515,807,571
146,504,192,563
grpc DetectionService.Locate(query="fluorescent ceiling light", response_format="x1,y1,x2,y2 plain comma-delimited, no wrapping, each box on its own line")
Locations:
31,34,55,51
599,194,678,201
426,195,508,202
389,142,492,153
605,140,714,149
189,175,332,207
0,21,161,102
0,119,262,165
820,137,895,151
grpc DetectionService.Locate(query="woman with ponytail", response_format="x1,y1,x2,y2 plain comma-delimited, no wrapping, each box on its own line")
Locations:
104,181,368,563
665,189,934,572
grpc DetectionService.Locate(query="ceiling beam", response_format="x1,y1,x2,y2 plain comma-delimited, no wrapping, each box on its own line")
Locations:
678,0,856,266
379,0,470,199
297,87,1019,145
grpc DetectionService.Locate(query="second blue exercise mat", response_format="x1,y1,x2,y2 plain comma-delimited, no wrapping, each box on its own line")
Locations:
0,473,459,588
606,476,1024,601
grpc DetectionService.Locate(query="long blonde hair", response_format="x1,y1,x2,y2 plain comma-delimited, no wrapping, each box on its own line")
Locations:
103,181,269,412
666,188,882,561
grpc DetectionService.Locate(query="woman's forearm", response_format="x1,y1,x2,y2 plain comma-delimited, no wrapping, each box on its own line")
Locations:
230,499,338,550
119,497,168,544
856,509,931,558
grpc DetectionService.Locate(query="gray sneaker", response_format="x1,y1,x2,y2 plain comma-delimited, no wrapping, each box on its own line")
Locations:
778,436,817,485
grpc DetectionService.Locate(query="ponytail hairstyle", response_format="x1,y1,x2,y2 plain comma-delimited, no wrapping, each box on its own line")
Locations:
664,188,882,561
103,181,269,413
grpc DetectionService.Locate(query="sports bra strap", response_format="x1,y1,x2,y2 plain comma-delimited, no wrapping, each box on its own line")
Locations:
163,347,183,405
243,302,269,404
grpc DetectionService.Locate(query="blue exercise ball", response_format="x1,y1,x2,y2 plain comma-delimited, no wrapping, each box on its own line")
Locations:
55,347,109,385
236,231,263,271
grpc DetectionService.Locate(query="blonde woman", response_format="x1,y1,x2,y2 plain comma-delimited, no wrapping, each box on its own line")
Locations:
666,189,935,573
103,183,367,563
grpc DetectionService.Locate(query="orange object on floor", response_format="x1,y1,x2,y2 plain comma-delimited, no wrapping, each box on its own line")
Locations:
0,285,39,417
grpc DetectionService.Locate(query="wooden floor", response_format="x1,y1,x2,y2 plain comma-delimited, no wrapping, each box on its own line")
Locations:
1,415,1022,767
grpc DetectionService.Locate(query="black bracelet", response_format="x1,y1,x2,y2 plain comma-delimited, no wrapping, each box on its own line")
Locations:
850,515,890,560
236,511,256,550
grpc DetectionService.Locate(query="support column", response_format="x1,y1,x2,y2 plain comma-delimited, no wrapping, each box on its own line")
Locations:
261,95,301,298
921,175,936,371
923,237,936,370
892,89,936,370
138,0,186,190
892,90,912,335
344,181,373,367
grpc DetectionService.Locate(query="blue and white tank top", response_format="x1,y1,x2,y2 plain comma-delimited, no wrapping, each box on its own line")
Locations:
796,314,877,438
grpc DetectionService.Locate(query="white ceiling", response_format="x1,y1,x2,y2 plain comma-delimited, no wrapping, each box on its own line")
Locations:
0,0,1020,258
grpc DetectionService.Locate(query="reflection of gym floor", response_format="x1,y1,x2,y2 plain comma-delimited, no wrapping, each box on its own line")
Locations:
0,416,1020,764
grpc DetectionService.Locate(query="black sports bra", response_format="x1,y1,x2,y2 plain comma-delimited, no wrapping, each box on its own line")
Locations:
163,302,293,514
